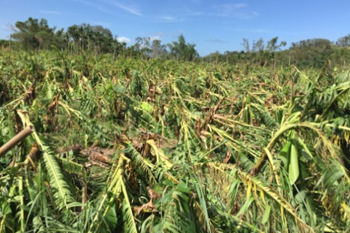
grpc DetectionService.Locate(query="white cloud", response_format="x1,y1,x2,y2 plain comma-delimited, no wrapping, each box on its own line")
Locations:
160,16,175,21
140,31,182,39
153,15,186,23
216,3,247,13
111,2,142,16
150,35,161,41
72,0,113,14
214,3,258,19
117,36,131,43
189,3,258,20
233,3,246,8
233,28,302,36
1,25,12,31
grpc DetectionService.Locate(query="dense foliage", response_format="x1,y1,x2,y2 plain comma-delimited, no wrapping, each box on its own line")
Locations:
1,49,350,232
3,17,350,67
205,38,350,69
6,17,197,61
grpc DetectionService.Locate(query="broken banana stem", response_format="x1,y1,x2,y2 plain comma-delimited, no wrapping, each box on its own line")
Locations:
0,126,34,157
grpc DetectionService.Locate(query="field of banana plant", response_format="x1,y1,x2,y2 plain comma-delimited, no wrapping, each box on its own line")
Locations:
1,50,350,232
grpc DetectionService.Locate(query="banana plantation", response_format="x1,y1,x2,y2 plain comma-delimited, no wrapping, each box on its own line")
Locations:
1,49,350,233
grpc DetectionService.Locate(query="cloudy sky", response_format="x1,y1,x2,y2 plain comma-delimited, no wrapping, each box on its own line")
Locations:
0,0,349,55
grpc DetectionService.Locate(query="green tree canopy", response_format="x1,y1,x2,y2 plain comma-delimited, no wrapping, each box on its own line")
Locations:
336,35,350,47
11,17,62,50
290,38,334,67
168,35,198,61
67,23,115,53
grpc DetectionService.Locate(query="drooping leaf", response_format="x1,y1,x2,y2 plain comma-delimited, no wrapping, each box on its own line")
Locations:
289,142,300,185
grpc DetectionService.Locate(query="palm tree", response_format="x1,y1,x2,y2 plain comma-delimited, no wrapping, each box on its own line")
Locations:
168,35,198,61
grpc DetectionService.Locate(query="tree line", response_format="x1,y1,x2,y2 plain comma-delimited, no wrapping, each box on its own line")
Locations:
205,37,350,68
3,17,197,61
2,17,350,68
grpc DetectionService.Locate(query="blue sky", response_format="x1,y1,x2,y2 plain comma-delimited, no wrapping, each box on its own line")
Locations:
0,0,349,55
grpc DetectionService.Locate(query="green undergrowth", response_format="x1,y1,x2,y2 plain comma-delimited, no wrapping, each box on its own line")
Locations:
1,50,350,232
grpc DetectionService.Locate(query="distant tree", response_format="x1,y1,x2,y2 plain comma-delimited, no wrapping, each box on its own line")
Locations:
67,24,114,53
11,17,62,50
291,38,332,50
251,38,265,65
202,50,244,64
206,51,223,63
129,37,168,59
168,35,198,61
266,37,287,68
91,25,113,53
239,37,286,67
266,37,286,52
151,39,167,58
336,35,350,47
134,37,153,58
0,39,10,48
241,38,250,52
53,28,67,49
291,38,333,67
112,36,127,58
67,25,80,51
252,38,264,52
